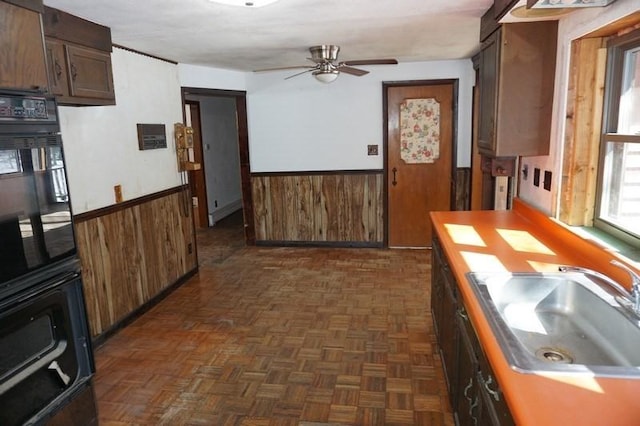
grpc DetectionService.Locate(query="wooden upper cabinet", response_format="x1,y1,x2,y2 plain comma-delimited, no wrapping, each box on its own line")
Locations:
43,6,115,105
0,0,48,92
477,21,558,157
64,45,114,100
493,0,518,20
44,38,67,96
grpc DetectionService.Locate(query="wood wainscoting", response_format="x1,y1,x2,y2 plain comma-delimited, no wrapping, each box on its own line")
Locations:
455,167,471,211
251,171,384,246
74,186,198,339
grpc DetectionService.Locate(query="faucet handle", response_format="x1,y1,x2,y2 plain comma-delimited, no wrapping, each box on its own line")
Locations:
610,260,640,313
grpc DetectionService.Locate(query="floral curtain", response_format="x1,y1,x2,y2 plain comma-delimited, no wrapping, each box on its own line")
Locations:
399,98,440,164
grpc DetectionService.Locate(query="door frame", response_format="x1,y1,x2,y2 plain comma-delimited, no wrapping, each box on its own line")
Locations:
181,87,255,245
185,100,209,228
382,79,459,247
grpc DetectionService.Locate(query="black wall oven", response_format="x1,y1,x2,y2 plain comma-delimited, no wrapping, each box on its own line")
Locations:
0,90,96,425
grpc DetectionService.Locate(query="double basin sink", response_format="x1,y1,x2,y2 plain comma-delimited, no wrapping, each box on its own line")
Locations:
466,271,640,378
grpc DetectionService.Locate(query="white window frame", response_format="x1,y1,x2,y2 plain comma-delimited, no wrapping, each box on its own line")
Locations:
594,28,640,247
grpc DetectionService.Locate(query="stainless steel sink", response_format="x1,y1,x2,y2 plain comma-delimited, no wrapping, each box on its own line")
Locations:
466,272,640,378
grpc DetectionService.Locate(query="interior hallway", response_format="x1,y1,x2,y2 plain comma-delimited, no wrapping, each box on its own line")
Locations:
92,210,454,425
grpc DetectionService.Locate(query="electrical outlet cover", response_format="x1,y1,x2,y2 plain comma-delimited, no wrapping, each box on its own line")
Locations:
544,170,552,191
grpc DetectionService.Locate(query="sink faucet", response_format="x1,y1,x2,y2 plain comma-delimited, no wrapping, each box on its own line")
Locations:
610,260,640,313
558,261,640,315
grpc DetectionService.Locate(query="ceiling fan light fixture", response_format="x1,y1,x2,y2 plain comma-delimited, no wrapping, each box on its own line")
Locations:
208,0,280,7
313,70,339,84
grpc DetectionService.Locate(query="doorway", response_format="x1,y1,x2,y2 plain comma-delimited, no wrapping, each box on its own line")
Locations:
384,80,457,248
181,87,255,245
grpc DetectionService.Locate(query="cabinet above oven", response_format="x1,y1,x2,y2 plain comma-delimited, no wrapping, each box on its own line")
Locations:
0,0,48,93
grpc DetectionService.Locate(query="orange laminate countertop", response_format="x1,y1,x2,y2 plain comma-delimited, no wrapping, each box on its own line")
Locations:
430,199,640,426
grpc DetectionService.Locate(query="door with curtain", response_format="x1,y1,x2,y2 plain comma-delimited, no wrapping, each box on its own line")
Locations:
386,81,455,247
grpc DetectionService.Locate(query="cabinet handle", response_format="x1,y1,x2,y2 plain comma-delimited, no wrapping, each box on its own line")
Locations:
392,167,398,186
470,396,479,426
463,377,473,401
457,308,468,321
484,375,501,402
70,63,78,81
464,377,479,425
54,60,63,78
489,117,495,143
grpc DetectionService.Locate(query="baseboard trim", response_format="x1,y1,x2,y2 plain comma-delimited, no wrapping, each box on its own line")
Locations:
91,266,198,348
255,240,384,248
210,199,243,225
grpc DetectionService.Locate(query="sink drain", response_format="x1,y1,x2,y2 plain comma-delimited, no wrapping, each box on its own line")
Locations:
535,348,574,364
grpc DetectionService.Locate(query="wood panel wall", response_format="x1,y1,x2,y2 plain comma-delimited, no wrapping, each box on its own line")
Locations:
559,37,607,226
251,172,384,245
74,186,197,338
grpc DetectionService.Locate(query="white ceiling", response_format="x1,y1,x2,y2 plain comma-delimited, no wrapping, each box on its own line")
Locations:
42,0,494,72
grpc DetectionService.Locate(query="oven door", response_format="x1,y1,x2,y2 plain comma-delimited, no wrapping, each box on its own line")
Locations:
0,270,94,426
0,138,75,285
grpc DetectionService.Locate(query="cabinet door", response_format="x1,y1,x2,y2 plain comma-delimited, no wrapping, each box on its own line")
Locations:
496,22,557,157
456,311,480,426
432,237,458,400
478,28,500,156
65,44,115,100
0,1,48,91
440,265,458,400
477,346,515,425
44,38,68,96
430,247,444,336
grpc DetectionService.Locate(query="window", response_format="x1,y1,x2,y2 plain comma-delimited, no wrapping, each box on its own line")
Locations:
595,28,640,246
0,150,22,174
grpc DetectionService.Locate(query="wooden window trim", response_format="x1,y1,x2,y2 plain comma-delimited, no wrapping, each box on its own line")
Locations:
558,37,607,226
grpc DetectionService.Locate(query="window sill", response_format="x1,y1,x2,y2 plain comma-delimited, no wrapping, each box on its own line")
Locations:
570,226,640,263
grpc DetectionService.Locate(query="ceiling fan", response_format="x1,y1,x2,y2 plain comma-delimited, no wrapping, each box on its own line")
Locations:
257,45,398,83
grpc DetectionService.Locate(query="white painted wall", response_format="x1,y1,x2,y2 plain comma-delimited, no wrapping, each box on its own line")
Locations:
187,96,242,223
178,63,247,91
517,1,639,216
60,47,183,214
246,60,475,172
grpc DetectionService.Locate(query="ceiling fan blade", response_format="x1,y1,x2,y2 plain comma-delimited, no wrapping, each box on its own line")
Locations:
254,65,313,73
339,66,369,77
284,68,316,80
343,59,398,66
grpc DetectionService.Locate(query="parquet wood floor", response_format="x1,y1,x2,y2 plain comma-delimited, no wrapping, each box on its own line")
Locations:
93,211,454,425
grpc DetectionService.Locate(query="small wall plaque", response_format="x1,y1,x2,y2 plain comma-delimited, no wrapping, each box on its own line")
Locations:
137,124,167,150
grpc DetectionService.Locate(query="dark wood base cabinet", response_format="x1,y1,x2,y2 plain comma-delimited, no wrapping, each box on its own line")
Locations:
431,236,515,425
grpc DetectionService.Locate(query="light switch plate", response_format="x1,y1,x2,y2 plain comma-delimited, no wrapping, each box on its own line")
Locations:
114,185,123,203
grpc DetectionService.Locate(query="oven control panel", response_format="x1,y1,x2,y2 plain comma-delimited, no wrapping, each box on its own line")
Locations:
0,95,48,120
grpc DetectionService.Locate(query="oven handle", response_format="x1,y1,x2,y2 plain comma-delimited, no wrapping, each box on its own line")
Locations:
11,271,80,306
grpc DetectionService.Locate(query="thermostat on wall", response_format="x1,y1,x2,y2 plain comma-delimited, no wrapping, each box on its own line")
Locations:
137,123,167,150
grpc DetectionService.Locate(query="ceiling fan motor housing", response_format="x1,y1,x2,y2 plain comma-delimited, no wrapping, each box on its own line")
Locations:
310,45,340,62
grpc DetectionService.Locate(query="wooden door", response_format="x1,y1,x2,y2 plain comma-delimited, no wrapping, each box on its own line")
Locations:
187,101,209,228
387,82,454,247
